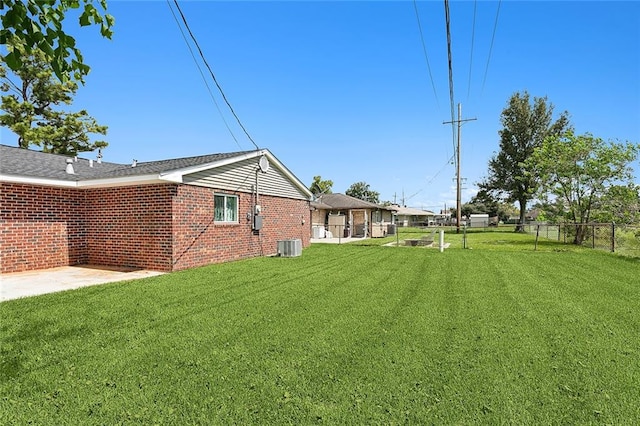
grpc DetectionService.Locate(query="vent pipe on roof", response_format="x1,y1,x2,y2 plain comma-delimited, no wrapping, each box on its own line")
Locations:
65,158,75,174
89,159,94,168
132,159,137,167
97,149,102,164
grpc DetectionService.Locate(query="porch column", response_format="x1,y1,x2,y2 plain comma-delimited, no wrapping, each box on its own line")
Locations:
349,210,353,238
364,210,368,238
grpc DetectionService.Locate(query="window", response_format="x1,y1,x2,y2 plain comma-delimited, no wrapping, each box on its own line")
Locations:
214,194,238,223
372,210,382,223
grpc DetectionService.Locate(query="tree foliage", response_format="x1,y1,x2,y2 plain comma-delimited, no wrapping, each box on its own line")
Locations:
0,40,107,155
346,181,380,204
591,184,640,225
527,132,639,244
0,0,114,83
309,175,333,196
479,91,571,231
535,185,640,226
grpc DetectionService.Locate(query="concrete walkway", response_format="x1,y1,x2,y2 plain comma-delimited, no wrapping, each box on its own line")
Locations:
310,237,366,244
1,265,165,302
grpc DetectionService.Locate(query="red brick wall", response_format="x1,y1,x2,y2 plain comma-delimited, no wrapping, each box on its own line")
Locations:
171,185,310,271
1,182,310,273
0,183,87,273
84,185,175,272
258,192,311,251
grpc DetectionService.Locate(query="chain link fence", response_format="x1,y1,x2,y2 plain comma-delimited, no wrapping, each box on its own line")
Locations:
524,222,640,256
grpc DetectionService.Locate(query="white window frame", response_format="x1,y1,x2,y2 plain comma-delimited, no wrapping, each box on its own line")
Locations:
214,194,239,223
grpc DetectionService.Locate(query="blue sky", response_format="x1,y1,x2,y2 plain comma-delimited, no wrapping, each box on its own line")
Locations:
2,1,639,211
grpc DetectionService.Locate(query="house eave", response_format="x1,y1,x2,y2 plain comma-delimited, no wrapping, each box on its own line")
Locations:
1,173,169,189
0,174,78,188
78,174,168,188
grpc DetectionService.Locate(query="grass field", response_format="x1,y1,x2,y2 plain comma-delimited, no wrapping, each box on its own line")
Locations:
2,232,639,424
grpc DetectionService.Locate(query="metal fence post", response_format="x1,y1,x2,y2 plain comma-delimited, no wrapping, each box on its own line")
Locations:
535,224,540,251
611,222,616,253
463,225,467,249
592,225,596,249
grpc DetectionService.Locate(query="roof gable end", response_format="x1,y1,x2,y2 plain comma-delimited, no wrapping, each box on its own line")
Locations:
0,145,312,199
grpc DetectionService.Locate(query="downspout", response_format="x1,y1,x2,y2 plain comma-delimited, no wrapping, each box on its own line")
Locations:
255,168,260,208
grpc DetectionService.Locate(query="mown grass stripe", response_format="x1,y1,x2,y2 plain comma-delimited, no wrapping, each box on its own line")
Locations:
1,238,639,424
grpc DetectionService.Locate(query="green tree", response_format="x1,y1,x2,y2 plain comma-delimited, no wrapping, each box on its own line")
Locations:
479,91,571,232
309,175,333,196
591,184,640,225
346,181,380,204
0,0,114,83
0,40,107,154
531,198,566,224
527,132,639,244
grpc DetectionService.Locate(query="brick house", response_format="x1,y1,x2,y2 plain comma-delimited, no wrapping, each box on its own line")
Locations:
392,205,436,227
0,145,312,273
310,193,396,238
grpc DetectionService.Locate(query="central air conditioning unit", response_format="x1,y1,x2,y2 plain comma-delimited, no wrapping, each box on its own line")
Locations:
277,239,302,257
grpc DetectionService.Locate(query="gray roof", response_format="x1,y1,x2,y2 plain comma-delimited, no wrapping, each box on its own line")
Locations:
393,205,435,216
0,144,255,182
310,200,333,210
315,193,392,210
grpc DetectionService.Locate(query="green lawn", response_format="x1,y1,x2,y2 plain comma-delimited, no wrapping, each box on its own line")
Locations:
2,236,639,424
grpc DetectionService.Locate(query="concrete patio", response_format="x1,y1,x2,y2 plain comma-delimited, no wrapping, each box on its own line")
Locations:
310,236,367,244
1,265,164,302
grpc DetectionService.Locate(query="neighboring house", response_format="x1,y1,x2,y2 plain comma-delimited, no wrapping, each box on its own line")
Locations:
310,199,333,238
0,145,312,274
506,215,521,224
526,209,542,222
392,205,436,227
433,211,452,226
310,193,395,238
469,214,490,228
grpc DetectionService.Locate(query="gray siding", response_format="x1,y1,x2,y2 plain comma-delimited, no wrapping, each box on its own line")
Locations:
183,157,308,200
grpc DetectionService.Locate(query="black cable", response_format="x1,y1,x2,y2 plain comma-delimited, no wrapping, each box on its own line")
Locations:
466,0,477,101
413,0,440,111
166,0,243,150
481,0,501,96
172,0,260,150
444,0,457,168
405,154,455,202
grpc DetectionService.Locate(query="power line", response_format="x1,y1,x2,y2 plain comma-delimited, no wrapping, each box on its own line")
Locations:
171,0,260,150
481,0,502,96
443,0,457,168
404,154,455,203
426,154,455,186
412,0,440,111
166,0,243,150
466,0,477,101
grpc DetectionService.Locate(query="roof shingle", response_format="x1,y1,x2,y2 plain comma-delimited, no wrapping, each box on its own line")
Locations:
315,193,392,210
0,144,255,182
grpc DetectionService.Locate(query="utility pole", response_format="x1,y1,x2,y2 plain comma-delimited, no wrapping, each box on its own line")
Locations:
443,103,476,233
